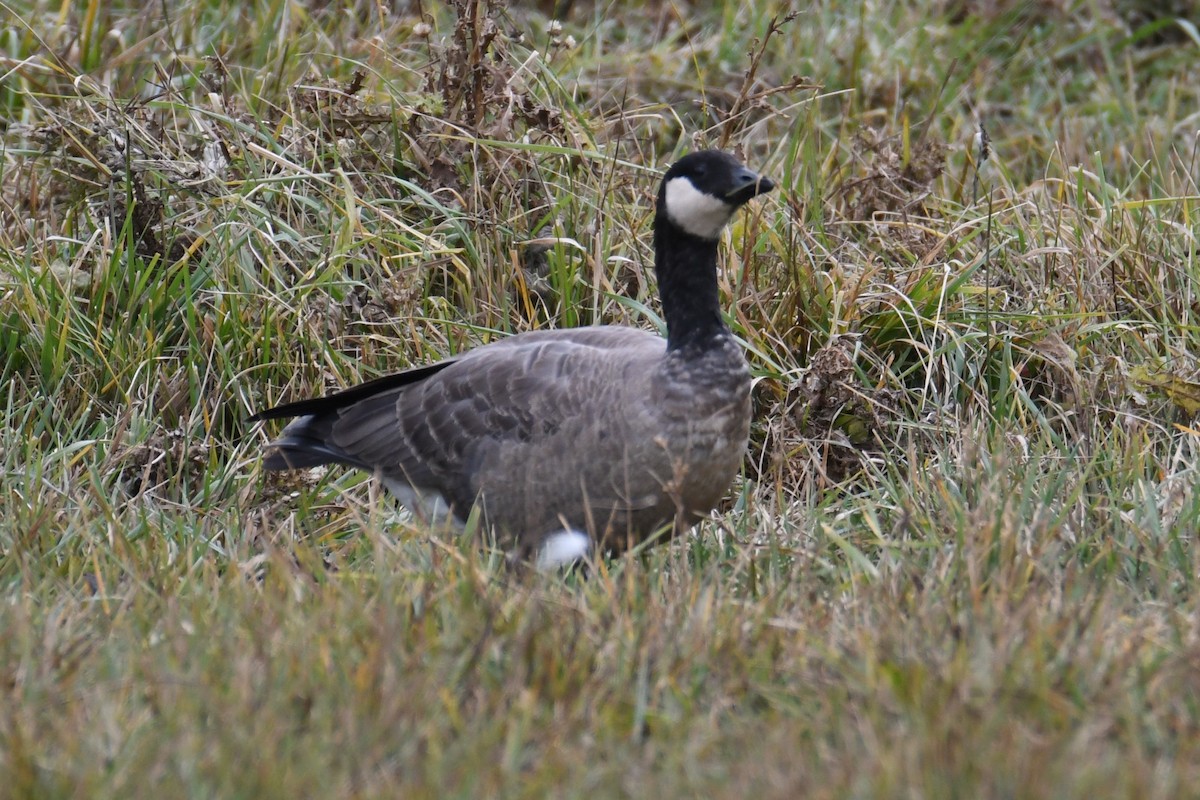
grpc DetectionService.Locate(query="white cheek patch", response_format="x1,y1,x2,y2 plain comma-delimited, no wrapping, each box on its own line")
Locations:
664,177,734,240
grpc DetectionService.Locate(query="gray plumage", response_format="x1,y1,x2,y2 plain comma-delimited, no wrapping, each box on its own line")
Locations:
252,150,775,564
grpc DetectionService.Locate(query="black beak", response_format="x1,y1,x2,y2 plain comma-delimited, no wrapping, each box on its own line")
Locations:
725,168,776,204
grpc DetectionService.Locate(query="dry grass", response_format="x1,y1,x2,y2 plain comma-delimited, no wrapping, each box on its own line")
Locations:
2,0,1200,796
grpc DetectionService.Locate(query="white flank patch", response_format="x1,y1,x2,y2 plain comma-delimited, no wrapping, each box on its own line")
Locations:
664,177,734,240
382,478,462,528
535,529,591,570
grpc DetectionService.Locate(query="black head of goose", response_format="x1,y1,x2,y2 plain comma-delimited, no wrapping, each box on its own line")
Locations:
251,150,774,568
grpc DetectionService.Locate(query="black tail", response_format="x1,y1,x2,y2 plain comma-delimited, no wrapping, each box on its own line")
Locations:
249,360,456,422
259,415,366,471
251,359,457,471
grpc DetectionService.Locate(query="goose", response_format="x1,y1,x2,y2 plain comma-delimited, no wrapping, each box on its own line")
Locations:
251,150,775,568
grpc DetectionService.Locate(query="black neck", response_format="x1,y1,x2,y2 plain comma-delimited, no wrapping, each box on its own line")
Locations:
653,216,730,354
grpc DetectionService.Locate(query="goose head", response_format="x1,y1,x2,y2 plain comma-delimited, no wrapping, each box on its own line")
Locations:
658,150,776,241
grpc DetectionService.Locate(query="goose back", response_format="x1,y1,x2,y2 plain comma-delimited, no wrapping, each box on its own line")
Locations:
266,324,751,553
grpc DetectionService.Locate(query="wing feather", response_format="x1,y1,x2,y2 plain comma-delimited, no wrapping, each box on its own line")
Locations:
260,327,667,525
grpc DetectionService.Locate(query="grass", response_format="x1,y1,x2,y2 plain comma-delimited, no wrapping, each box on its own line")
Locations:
2,0,1200,796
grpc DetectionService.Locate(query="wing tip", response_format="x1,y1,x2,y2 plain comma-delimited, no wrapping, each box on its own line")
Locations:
248,403,307,423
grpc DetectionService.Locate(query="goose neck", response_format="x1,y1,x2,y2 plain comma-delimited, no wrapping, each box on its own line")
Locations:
654,220,729,354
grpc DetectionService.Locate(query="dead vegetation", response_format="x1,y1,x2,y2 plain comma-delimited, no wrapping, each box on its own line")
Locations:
835,126,948,223
756,339,905,489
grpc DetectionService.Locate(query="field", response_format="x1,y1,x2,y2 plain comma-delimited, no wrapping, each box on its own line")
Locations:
3,0,1200,796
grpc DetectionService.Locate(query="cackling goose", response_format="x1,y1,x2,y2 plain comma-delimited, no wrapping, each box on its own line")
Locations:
251,150,775,568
